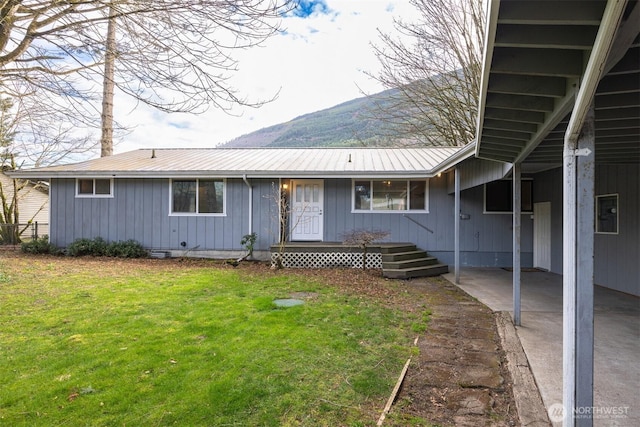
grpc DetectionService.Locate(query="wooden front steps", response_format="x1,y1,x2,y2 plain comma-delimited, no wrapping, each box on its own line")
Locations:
381,244,449,279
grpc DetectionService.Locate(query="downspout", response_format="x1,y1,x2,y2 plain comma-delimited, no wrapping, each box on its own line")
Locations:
562,2,626,425
242,174,253,235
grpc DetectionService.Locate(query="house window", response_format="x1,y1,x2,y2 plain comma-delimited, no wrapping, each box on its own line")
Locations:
596,194,618,234
484,179,532,213
171,179,225,215
76,178,113,197
353,179,428,212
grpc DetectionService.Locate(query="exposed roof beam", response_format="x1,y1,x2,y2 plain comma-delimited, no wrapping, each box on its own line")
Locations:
483,128,533,141
513,90,578,163
486,93,556,112
488,74,567,97
597,73,640,93
482,118,539,133
596,127,640,137
565,0,629,146
492,48,585,77
603,2,640,71
606,46,640,73
596,118,640,129
495,24,599,49
480,137,527,149
498,1,606,25
595,91,640,108
484,107,546,123
596,106,640,120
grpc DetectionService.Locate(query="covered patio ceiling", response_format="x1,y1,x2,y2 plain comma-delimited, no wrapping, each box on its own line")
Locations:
475,0,640,168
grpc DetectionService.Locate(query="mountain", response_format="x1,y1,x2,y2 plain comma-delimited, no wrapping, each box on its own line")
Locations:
222,88,402,148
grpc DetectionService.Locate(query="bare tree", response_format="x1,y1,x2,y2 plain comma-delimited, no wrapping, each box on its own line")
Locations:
266,182,310,270
0,1,295,157
368,0,486,147
342,229,390,270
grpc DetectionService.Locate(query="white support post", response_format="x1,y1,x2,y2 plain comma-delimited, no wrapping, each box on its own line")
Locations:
563,104,595,427
512,163,521,326
454,167,461,284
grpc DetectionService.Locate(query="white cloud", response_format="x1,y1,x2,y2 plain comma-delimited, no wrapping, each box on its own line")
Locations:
113,1,417,153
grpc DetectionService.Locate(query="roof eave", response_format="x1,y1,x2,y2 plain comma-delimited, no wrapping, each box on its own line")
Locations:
7,170,441,180
434,142,477,173
474,0,502,161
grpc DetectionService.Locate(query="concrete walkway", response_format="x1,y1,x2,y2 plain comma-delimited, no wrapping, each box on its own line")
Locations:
444,268,640,427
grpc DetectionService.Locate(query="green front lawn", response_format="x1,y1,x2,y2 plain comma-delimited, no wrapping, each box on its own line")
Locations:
0,255,419,426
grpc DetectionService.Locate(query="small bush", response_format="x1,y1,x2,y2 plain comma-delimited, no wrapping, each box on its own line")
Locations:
67,237,108,257
21,236,59,255
66,237,147,258
105,240,147,258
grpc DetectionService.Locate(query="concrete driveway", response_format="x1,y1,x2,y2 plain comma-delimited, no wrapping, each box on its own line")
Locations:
444,268,639,426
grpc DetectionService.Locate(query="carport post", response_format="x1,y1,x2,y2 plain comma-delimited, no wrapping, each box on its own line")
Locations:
512,162,521,326
454,166,460,284
563,104,595,426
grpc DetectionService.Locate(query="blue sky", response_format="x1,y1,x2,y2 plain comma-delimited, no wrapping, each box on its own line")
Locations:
289,0,332,18
113,1,417,153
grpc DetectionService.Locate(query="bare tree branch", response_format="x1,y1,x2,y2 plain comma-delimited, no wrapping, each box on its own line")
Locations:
367,0,486,147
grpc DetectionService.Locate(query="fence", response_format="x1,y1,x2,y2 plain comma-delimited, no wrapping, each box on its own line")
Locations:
0,222,49,245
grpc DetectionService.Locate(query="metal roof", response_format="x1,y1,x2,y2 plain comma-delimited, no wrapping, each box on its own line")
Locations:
476,0,640,167
9,147,465,179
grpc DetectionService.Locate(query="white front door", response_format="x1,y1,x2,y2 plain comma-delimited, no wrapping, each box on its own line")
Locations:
533,202,551,271
290,179,323,241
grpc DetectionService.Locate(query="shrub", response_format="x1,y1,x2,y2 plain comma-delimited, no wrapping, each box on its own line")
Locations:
105,240,147,258
67,237,108,257
21,236,59,255
66,237,147,258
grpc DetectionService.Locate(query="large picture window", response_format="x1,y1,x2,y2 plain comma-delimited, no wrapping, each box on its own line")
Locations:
76,178,113,197
353,179,428,212
171,179,225,215
484,179,533,213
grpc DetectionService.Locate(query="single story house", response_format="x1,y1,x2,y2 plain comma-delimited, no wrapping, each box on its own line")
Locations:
8,142,637,296
9,0,639,423
8,146,489,264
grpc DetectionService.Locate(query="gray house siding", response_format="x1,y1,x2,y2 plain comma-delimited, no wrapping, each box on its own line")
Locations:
532,165,639,296
51,178,262,253
594,164,640,296
320,175,533,268
455,181,533,268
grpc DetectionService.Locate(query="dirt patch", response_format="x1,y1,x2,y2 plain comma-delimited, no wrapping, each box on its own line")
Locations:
384,277,519,426
0,252,519,426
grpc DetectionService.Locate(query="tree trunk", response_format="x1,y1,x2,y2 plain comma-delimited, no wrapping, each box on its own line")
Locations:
100,6,116,157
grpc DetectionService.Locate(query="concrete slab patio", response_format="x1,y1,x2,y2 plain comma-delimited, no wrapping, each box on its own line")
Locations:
444,268,640,426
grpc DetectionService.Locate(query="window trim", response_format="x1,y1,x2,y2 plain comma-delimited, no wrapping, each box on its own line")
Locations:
75,178,114,198
595,193,618,235
483,178,533,214
169,178,226,216
351,179,429,213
